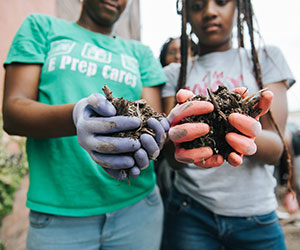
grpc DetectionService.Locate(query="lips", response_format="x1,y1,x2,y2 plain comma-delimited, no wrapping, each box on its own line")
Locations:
101,0,119,11
202,23,221,32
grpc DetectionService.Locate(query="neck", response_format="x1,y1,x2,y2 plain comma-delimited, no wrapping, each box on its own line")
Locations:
77,12,114,36
198,41,232,56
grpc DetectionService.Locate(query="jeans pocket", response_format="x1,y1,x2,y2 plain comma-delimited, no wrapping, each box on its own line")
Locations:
166,192,190,216
145,186,162,206
252,211,279,226
29,210,52,228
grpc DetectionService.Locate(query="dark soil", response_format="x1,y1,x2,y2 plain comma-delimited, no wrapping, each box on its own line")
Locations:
179,85,262,161
102,85,165,139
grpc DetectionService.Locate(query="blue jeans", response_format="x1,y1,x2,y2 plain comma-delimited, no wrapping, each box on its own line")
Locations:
26,186,163,250
162,188,286,250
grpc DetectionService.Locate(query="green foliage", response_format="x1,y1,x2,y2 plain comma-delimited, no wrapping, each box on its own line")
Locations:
0,239,4,250
0,124,28,223
0,118,28,249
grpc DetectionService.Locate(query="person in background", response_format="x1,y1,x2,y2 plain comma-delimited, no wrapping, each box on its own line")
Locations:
2,0,168,249
159,36,197,67
161,0,295,249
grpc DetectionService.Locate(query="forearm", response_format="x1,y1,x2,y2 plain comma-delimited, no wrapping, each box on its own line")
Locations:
248,129,284,165
3,97,76,138
247,82,288,166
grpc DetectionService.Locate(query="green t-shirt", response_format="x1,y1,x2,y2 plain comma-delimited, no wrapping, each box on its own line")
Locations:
5,14,166,216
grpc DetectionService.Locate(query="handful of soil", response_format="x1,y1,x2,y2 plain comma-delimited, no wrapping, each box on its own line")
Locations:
179,85,263,161
102,85,165,139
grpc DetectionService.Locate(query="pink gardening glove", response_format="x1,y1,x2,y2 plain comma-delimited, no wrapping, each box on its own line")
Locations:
167,89,223,167
167,88,273,168
225,87,273,166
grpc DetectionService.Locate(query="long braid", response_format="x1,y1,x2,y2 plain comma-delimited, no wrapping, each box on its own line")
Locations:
241,0,294,193
243,0,263,87
237,0,245,48
176,0,189,94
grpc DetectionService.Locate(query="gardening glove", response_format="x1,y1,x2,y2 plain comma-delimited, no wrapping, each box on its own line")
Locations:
225,88,273,166
135,117,170,170
73,93,142,180
167,88,273,168
167,89,222,167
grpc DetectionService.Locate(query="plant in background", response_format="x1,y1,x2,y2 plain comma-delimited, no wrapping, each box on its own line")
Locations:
0,138,28,220
0,239,4,250
0,117,28,249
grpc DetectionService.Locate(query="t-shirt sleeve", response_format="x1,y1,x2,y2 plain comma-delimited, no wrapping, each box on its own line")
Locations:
259,46,295,88
161,63,180,98
4,14,49,66
137,45,166,87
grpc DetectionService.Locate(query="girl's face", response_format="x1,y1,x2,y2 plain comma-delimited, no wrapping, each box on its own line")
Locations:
188,0,236,54
165,38,194,66
82,0,127,27
165,39,181,65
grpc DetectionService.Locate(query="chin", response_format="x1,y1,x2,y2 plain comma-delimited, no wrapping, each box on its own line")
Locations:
98,15,119,26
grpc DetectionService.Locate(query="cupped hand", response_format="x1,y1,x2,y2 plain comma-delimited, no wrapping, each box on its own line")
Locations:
167,89,224,168
136,117,170,170
167,87,273,168
73,93,142,180
226,87,273,166
284,192,299,214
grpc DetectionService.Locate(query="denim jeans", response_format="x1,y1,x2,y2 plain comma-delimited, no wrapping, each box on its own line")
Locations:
161,188,286,250
26,186,163,250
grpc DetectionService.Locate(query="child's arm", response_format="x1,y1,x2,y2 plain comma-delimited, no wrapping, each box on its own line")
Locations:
141,86,163,113
162,96,176,115
3,63,76,138
249,81,288,165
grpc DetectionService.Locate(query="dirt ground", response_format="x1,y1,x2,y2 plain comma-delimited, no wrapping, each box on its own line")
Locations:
277,190,300,250
281,214,300,250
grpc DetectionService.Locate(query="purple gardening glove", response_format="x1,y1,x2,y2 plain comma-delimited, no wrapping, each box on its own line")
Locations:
134,117,170,170
73,93,143,180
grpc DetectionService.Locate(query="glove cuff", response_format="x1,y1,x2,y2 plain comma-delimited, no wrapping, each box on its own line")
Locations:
72,97,88,126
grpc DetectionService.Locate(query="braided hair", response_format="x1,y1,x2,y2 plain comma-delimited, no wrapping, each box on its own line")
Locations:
176,0,293,192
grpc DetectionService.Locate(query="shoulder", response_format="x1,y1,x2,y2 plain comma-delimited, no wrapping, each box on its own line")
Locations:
240,45,288,71
163,62,181,75
235,46,285,61
161,63,179,97
116,38,159,65
257,45,286,60
162,63,180,89
24,13,61,24
123,39,154,55
257,46,295,87
259,45,283,53
23,13,69,29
